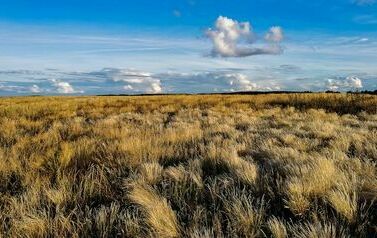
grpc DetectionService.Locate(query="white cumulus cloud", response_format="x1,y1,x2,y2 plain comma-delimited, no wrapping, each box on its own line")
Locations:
265,26,284,43
51,79,82,94
325,76,363,91
97,68,162,94
206,16,284,57
212,73,259,91
30,85,42,93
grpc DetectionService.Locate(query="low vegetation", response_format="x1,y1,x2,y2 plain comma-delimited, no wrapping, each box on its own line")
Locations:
0,93,376,237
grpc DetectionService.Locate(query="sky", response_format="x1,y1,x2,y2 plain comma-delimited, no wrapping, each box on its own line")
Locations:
0,0,376,95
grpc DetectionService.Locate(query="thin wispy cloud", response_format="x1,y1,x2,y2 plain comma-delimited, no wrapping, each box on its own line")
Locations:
173,10,182,17
0,84,23,92
352,0,376,6
353,15,377,24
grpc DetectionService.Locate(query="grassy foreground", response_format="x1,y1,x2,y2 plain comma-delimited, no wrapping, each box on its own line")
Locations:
0,93,376,237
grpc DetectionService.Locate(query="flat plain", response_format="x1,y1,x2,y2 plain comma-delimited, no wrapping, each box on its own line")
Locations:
0,93,376,237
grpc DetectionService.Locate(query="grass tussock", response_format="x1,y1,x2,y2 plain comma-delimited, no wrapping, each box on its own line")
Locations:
0,93,376,237
128,184,181,237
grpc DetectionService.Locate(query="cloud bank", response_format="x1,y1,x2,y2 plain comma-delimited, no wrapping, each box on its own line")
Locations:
91,68,162,94
325,76,363,91
0,68,280,95
0,68,371,95
158,71,276,93
206,16,284,57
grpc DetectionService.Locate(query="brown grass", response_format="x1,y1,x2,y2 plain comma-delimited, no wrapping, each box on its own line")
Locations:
0,93,376,237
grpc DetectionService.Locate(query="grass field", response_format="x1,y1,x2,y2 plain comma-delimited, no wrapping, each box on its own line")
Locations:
0,93,376,237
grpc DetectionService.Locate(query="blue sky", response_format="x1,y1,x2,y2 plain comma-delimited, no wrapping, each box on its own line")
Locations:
0,0,376,95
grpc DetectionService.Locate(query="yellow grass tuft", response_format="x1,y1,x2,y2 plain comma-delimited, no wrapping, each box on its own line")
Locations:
137,162,164,185
128,185,181,237
226,153,258,185
326,185,358,223
268,217,288,238
225,195,265,236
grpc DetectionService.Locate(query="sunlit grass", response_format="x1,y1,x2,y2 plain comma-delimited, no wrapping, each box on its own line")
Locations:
0,93,376,237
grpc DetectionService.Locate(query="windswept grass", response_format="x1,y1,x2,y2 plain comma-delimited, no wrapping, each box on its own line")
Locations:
128,184,181,237
0,93,376,237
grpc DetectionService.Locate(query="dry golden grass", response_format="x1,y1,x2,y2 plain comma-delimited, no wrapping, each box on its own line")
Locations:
128,184,181,237
268,217,287,238
0,93,376,237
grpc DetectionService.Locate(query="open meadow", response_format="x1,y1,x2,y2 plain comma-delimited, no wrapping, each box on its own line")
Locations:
0,93,376,237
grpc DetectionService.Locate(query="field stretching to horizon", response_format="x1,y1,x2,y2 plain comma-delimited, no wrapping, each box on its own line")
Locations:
0,93,376,237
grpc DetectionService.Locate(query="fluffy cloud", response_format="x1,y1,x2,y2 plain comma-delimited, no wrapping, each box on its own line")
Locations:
51,79,81,94
265,27,284,43
95,68,162,94
30,85,42,93
206,72,261,91
206,16,284,57
325,76,363,91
